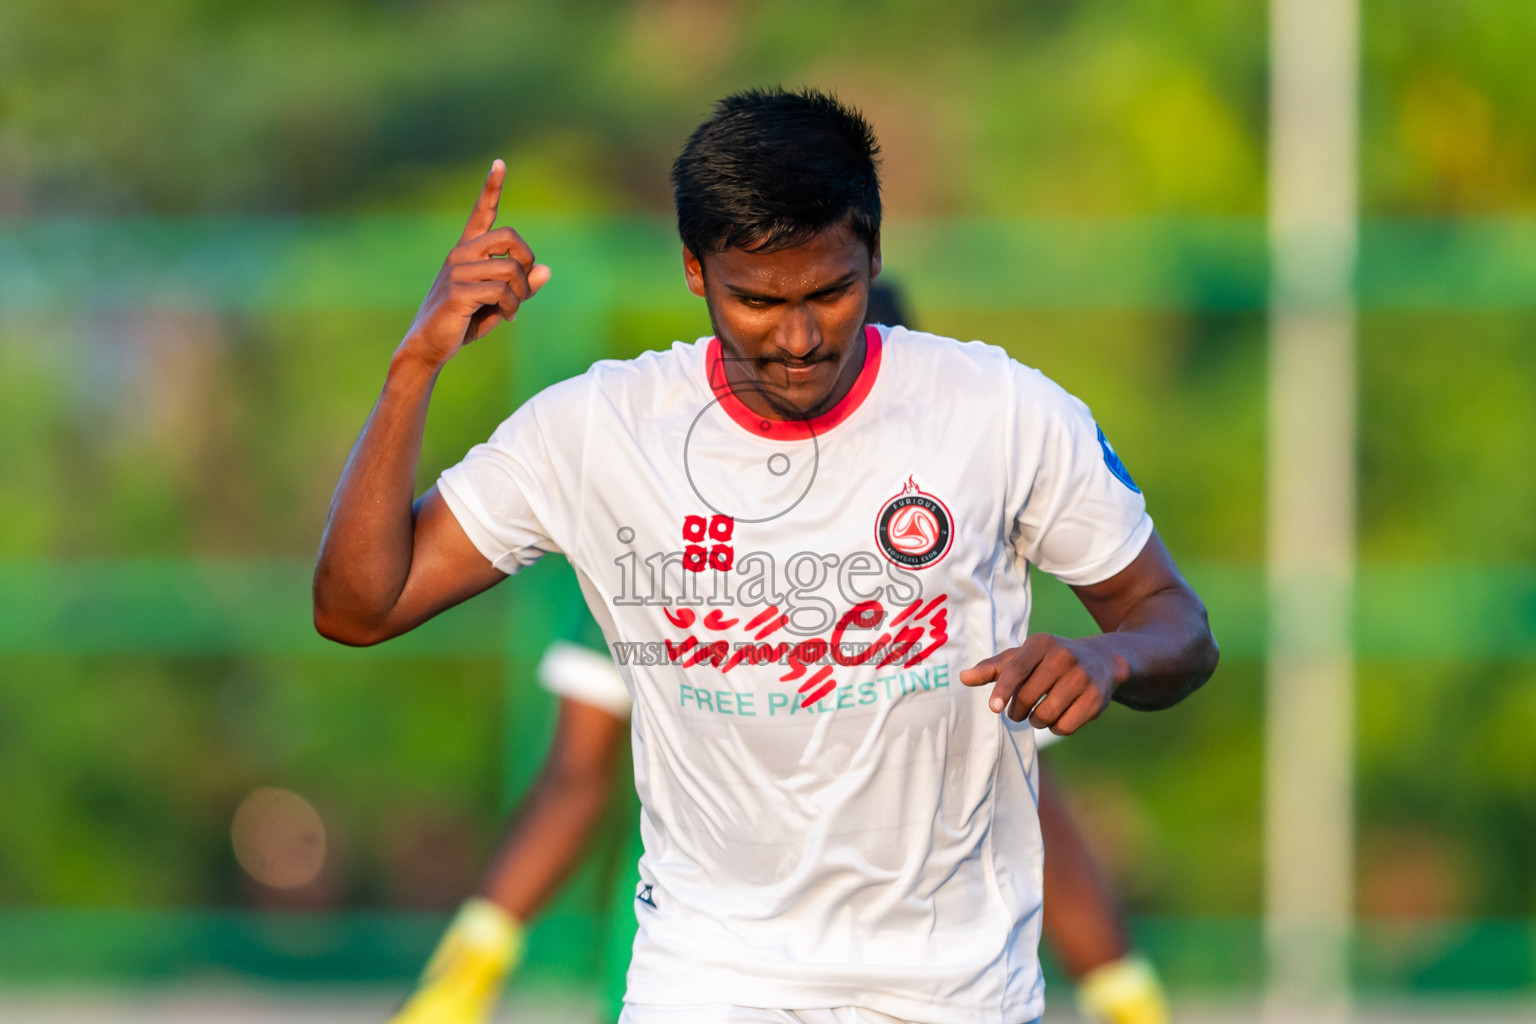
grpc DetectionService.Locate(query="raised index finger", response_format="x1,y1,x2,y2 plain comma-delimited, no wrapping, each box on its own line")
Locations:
459,159,506,244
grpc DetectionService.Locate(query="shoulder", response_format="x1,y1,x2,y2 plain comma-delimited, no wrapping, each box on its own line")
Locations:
584,337,706,387
881,325,1068,408
570,337,708,411
518,337,708,425
883,325,1014,377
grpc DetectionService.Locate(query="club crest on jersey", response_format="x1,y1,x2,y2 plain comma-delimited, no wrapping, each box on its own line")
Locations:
874,477,954,570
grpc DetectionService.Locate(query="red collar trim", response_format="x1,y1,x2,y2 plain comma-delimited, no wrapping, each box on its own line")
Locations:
705,325,882,441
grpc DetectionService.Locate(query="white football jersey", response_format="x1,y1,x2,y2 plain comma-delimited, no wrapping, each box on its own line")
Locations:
439,325,1150,1023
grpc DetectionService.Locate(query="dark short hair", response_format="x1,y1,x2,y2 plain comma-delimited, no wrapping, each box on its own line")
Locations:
672,87,882,258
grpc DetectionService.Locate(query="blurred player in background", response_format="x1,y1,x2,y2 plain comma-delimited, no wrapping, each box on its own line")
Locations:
389,284,1170,1024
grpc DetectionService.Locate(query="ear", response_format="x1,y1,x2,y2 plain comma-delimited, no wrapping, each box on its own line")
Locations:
869,233,882,279
682,246,707,298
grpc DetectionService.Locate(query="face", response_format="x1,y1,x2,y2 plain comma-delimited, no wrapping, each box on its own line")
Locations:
684,220,882,422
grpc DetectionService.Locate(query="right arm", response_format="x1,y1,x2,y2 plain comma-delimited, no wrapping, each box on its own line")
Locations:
478,696,630,919
1037,762,1131,977
385,691,628,1022
313,160,552,645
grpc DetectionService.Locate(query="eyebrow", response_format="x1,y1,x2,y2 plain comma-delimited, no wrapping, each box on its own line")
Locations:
725,271,859,302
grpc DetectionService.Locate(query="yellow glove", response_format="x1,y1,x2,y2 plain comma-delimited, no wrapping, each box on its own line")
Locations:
388,898,526,1024
1076,955,1169,1024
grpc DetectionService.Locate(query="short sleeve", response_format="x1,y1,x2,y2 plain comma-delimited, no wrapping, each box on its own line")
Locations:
537,641,632,717
437,380,585,575
1011,365,1153,587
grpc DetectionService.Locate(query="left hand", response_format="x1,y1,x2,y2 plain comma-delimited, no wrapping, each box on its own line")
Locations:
959,634,1129,735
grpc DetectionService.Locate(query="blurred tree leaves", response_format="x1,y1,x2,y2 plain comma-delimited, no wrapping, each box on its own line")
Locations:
0,0,1532,933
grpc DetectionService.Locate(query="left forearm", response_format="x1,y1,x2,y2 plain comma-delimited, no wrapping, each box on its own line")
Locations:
476,697,628,922
1088,584,1218,711
963,531,1217,732
479,766,614,921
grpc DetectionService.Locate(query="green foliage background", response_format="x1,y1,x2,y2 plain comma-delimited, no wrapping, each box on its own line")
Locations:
1,0,1534,996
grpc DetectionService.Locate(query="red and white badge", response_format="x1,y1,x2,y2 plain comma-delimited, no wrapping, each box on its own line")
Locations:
874,477,954,570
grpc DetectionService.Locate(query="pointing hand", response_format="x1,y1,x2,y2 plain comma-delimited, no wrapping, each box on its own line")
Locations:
399,160,553,367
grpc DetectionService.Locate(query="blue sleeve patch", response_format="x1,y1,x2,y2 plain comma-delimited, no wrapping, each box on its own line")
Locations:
1097,424,1140,494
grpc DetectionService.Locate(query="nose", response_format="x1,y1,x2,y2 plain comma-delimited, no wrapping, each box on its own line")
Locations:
775,304,822,360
